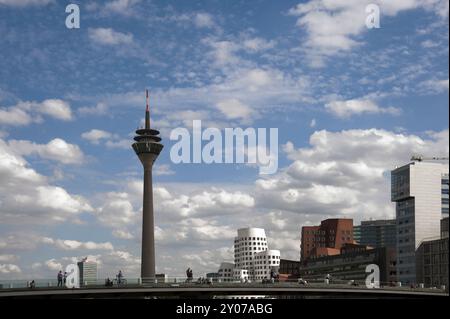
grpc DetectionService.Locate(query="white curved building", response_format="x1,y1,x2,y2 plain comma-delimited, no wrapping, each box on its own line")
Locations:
233,228,280,280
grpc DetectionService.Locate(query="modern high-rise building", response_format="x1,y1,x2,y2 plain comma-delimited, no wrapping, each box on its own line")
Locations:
77,259,97,286
353,219,397,249
391,160,449,284
132,90,163,281
300,219,354,261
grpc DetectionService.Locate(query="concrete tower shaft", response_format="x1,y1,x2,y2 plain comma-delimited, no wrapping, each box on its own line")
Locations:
132,90,163,281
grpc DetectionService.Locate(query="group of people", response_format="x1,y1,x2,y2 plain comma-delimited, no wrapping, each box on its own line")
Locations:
105,270,124,287
27,280,36,289
57,270,67,287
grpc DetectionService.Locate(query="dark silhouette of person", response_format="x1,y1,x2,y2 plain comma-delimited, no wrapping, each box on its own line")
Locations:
57,270,63,287
117,270,123,285
63,272,67,285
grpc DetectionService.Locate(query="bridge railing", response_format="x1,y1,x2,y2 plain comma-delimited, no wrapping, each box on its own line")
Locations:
0,277,447,293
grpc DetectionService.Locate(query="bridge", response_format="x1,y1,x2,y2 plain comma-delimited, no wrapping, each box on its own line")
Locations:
0,282,447,299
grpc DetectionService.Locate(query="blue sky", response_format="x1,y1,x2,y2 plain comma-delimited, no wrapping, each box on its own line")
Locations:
0,0,448,279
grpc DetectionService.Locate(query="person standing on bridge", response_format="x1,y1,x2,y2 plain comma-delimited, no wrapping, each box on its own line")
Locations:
117,270,123,285
57,270,63,287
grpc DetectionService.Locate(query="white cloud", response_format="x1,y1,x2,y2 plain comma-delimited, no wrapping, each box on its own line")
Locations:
37,99,72,121
104,0,141,15
81,129,113,144
0,99,73,126
0,138,92,224
0,264,21,274
204,39,240,66
88,28,134,46
0,0,53,7
288,0,448,65
216,99,255,122
242,37,275,52
95,192,138,229
154,164,175,176
36,186,92,216
78,102,108,115
42,237,114,251
8,138,84,164
0,107,32,126
44,259,62,271
0,254,18,262
256,128,449,220
310,118,316,127
420,78,449,94
194,13,215,28
112,230,134,239
325,98,401,118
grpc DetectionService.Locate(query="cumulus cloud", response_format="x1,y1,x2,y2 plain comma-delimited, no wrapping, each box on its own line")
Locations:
325,99,401,118
288,0,449,65
8,138,84,164
44,259,62,271
0,264,21,274
42,237,114,251
88,28,134,46
95,192,139,229
0,107,32,126
0,99,73,126
81,129,113,144
215,99,255,122
255,128,449,220
36,99,72,121
0,138,92,224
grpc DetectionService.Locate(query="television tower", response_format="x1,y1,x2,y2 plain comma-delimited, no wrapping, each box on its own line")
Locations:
132,89,163,282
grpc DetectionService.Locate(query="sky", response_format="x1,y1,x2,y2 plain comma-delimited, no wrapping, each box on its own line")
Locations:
0,0,448,280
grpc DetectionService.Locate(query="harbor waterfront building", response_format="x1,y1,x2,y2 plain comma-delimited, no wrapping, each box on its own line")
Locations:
300,219,354,261
416,217,449,289
353,219,397,249
391,161,449,284
217,228,280,282
299,244,397,284
279,259,301,279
